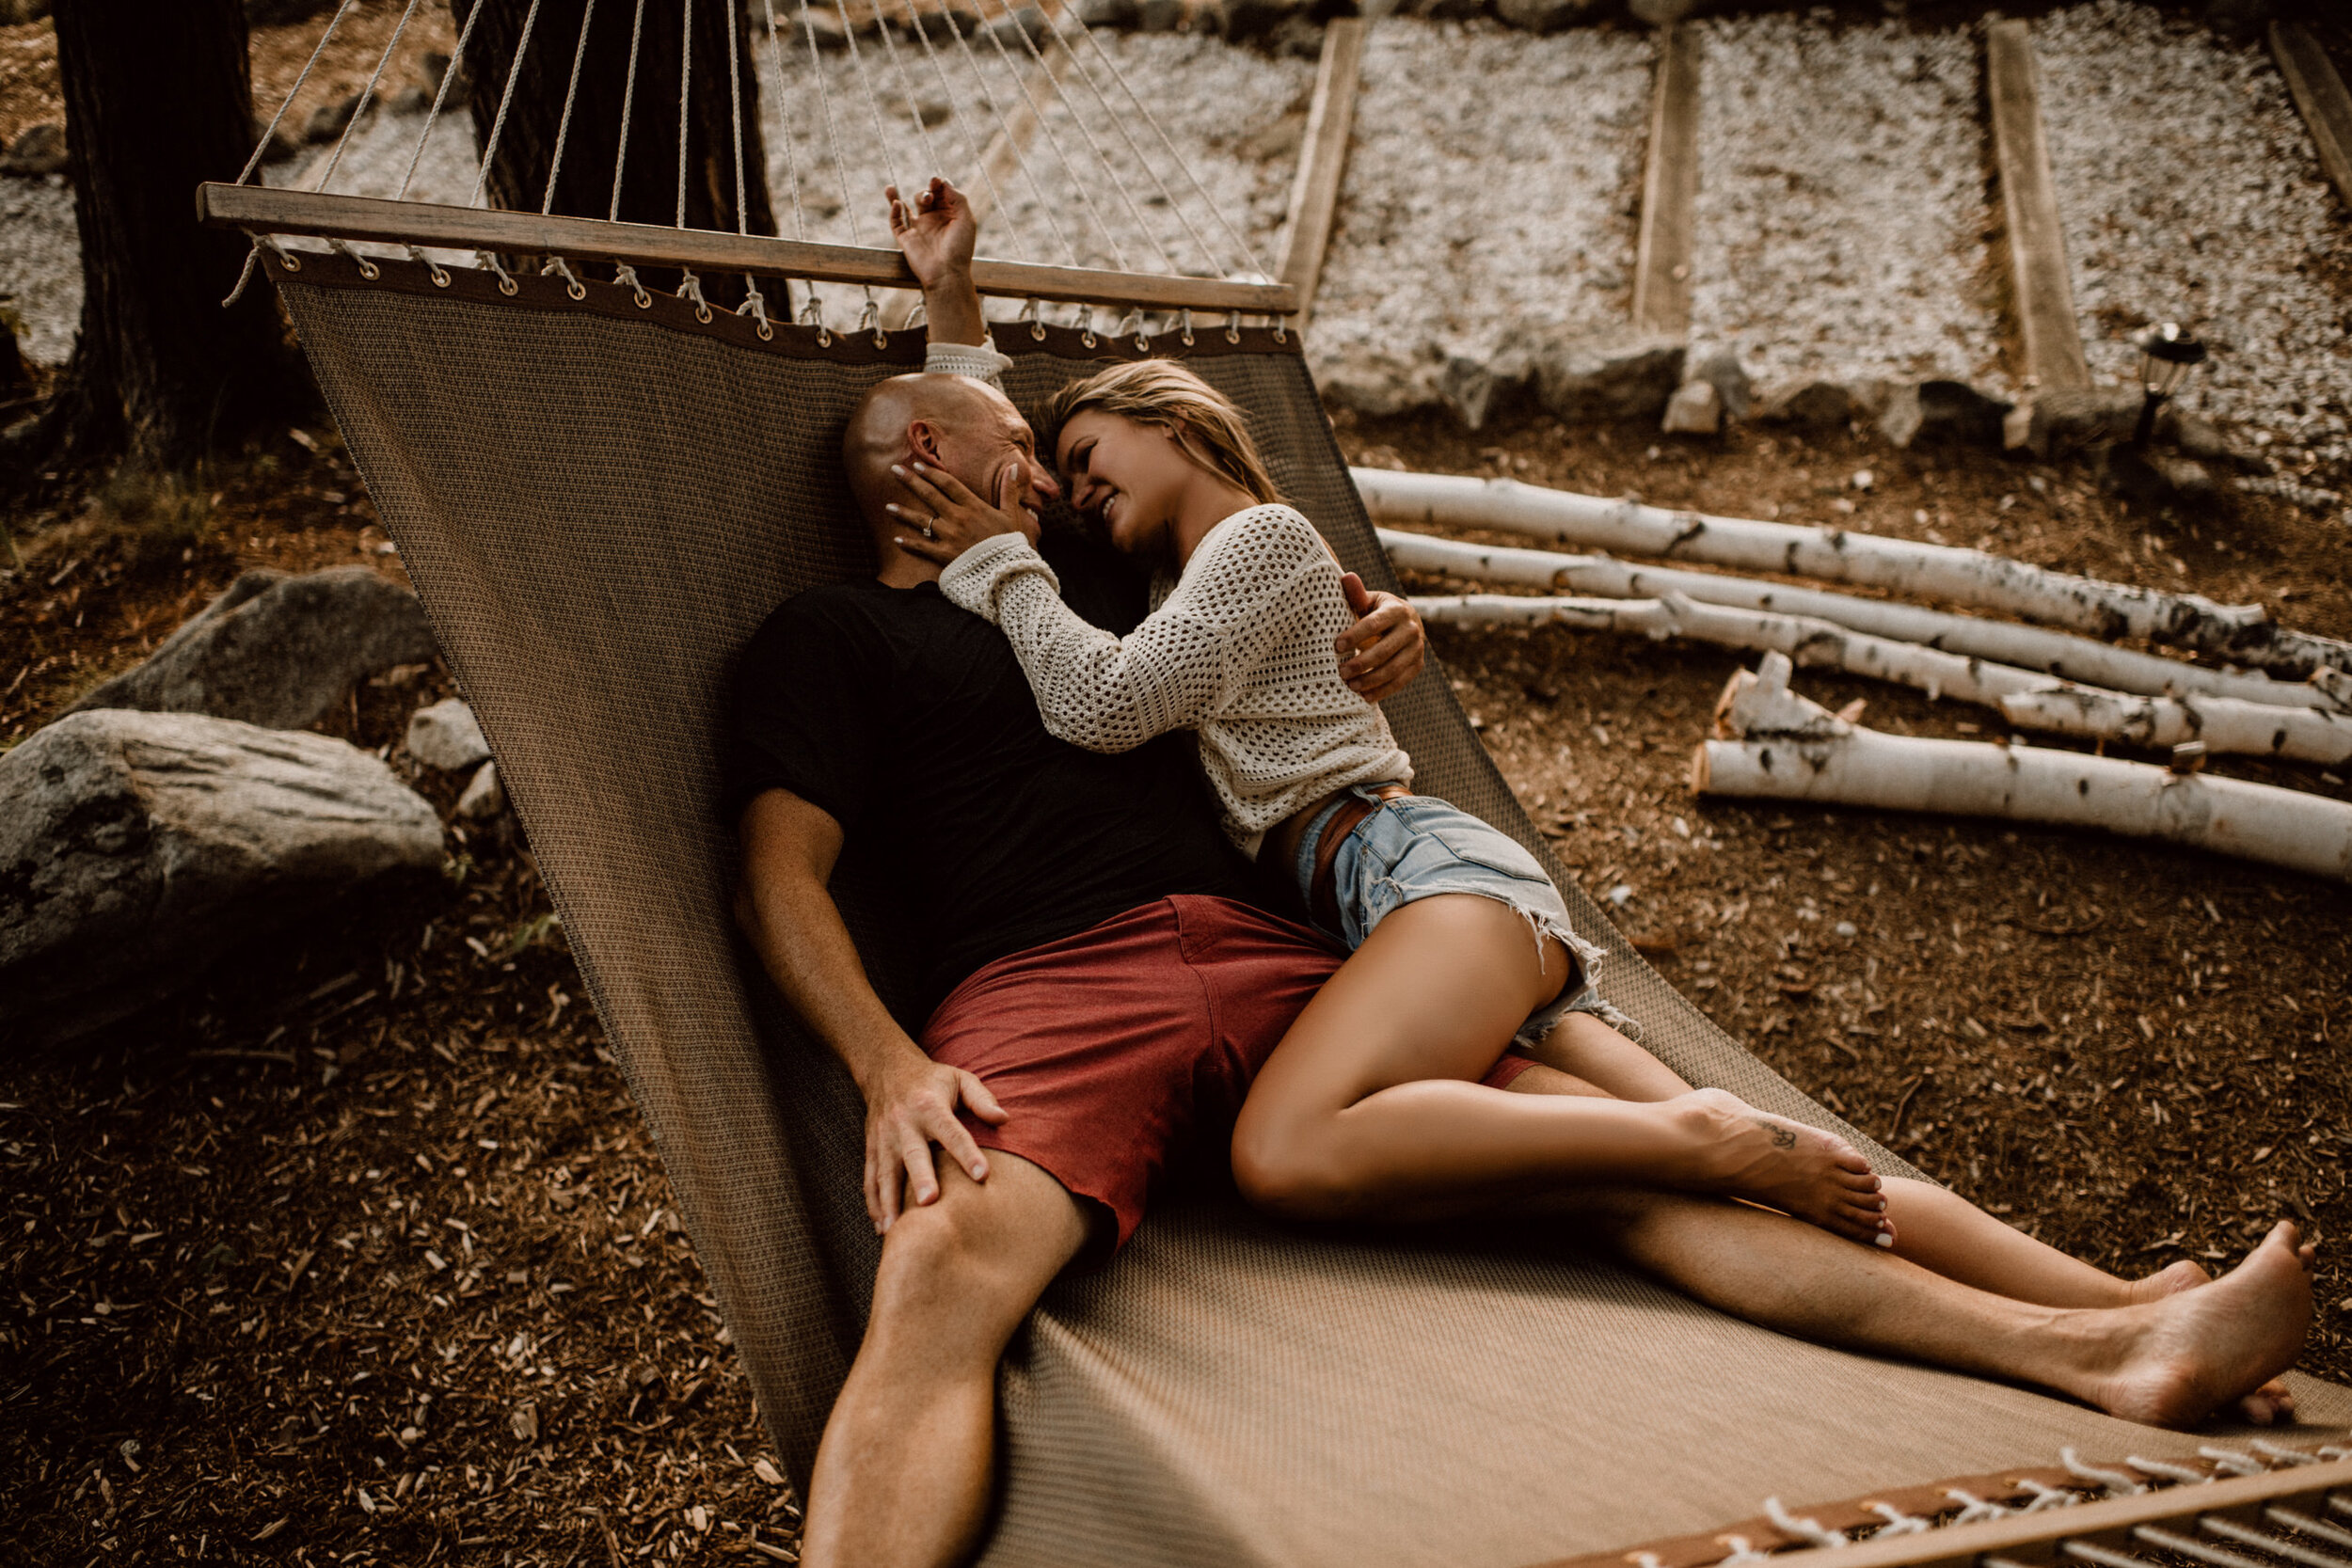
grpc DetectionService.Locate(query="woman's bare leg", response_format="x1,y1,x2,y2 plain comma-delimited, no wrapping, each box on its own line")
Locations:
1229,895,1889,1242
1501,1058,2298,1421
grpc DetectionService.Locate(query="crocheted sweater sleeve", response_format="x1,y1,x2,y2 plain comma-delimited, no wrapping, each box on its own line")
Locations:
936,506,1332,754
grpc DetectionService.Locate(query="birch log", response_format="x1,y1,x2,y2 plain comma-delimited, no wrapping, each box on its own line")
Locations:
1416,592,2067,709
1380,528,2344,712
1354,467,2352,677
1693,656,2352,881
1997,689,2352,766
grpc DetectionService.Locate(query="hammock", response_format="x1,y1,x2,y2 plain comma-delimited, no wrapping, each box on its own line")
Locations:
201,6,2350,1563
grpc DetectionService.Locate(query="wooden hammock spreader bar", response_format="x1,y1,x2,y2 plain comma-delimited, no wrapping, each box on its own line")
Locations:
195,183,1301,315
1539,1452,2352,1568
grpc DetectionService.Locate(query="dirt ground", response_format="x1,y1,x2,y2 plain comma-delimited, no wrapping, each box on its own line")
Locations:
5,394,2349,1563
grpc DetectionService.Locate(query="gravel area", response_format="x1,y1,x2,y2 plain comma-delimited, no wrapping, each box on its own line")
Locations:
0,174,77,368
1686,13,2002,396
265,103,485,271
1309,18,1654,404
756,26,1307,326
2036,0,2352,476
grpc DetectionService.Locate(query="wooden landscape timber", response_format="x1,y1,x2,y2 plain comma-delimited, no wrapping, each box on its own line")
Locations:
1629,23,1701,336
1999,686,2352,767
1354,467,2352,676
195,184,1300,316
2270,22,2352,213
1273,17,1368,329
1378,528,2348,712
1693,655,2352,883
1985,20,2090,391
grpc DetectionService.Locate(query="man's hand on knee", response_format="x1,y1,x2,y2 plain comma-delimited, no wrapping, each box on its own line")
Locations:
866,1054,1009,1234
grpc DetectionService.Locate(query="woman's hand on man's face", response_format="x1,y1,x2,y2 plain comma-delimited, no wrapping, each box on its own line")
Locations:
890,460,1038,567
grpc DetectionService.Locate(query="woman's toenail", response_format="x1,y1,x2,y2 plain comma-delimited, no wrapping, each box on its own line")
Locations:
1874,1231,1895,1247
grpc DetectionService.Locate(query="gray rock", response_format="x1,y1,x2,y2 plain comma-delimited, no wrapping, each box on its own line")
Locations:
2168,410,2232,462
0,122,68,179
1438,346,1536,432
1531,335,1685,422
1493,0,1597,32
1754,379,1854,431
406,697,491,772
1319,344,1438,419
1877,379,2010,450
305,91,365,146
985,4,1054,45
69,567,438,733
2102,444,2217,507
387,85,435,116
1691,348,1752,420
456,761,506,821
0,711,444,1050
2003,388,2140,458
1661,378,1723,436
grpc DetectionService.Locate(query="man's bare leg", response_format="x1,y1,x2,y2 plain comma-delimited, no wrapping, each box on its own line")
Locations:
1502,1062,2314,1426
802,1153,1089,1568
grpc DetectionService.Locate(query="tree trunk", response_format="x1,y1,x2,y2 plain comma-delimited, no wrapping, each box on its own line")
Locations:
453,0,775,306
15,0,311,483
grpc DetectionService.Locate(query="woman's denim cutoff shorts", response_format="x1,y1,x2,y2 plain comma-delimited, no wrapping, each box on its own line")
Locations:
1290,783,1634,1051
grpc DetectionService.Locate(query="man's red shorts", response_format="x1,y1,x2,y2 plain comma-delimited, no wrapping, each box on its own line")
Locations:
920,894,1534,1250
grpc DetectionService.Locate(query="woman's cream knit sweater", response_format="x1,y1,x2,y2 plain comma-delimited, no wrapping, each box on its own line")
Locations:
937,502,1414,858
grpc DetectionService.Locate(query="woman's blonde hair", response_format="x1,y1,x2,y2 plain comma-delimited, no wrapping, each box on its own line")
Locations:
1043,359,1282,506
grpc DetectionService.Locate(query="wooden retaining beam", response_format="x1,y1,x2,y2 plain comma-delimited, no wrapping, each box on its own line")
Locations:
2270,21,2352,213
195,184,1299,316
1629,23,1701,336
1274,17,1369,330
1985,19,2089,391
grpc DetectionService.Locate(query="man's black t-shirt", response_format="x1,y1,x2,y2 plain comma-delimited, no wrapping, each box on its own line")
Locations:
726,530,1258,1011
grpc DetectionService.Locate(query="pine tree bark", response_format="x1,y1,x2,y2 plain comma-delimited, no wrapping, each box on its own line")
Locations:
15,0,311,484
453,0,775,305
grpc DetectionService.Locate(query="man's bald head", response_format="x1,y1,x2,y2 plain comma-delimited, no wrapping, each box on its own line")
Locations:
842,372,1018,522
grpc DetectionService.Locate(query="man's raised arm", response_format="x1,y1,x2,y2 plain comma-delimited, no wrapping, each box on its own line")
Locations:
734,788,1007,1233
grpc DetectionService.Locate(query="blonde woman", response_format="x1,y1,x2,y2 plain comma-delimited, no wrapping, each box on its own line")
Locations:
885,346,1908,1243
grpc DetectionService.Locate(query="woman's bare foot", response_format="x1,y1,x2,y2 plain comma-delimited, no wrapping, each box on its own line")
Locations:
2126,1255,2300,1422
2090,1223,2314,1429
1680,1088,1891,1247
2126,1259,2211,1304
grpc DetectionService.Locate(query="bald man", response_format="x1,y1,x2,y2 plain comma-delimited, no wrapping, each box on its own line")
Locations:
725,184,1435,1568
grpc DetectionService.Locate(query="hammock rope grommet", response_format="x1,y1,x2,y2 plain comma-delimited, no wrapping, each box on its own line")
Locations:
403,244,449,289
328,238,380,281
1178,309,1195,348
1077,306,1097,349
614,262,653,310
479,249,519,296
855,295,884,350
678,268,714,325
737,280,774,341
1022,297,1045,341
1224,312,1242,344
1113,308,1147,353
1272,316,1288,344
544,255,588,301
272,238,303,274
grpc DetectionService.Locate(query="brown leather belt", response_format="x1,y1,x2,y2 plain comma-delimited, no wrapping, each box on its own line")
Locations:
1308,784,1411,934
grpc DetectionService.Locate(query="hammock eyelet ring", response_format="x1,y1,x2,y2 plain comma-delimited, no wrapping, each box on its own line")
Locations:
855,297,886,350
1178,309,1195,348
330,240,381,282
480,249,519,296
1022,298,1046,341
816,326,834,349
756,320,775,341
1272,317,1289,344
1224,314,1241,344
544,256,588,302
427,261,451,288
500,273,520,297
1076,306,1097,350
276,245,304,275
616,262,654,309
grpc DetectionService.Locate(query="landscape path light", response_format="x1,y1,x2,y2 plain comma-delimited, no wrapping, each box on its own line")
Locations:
2133,322,2208,448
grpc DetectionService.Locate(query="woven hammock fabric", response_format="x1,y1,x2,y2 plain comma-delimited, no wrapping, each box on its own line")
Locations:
267,251,2347,1567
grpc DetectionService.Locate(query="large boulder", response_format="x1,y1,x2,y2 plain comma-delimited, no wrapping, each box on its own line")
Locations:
1877,379,2011,450
1531,335,1685,422
68,566,437,733
0,711,445,1049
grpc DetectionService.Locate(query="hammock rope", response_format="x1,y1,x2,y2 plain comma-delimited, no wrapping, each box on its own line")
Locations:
538,0,597,214
399,0,485,200
213,0,1296,326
